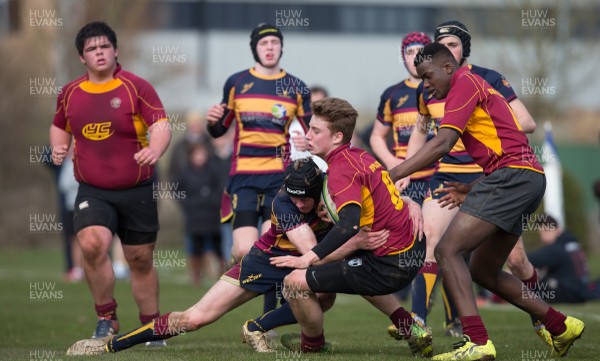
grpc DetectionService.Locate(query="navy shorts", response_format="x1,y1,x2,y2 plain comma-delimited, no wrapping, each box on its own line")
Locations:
428,171,483,200
461,168,546,236
221,247,293,295
228,173,285,214
73,181,158,245
306,240,425,296
402,178,430,206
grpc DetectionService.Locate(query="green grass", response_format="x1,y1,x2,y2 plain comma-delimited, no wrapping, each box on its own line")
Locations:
0,248,598,360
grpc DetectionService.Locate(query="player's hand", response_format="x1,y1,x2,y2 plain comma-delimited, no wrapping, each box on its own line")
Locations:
406,199,424,242
51,144,69,165
291,131,308,152
317,200,333,223
270,254,312,269
134,147,159,166
434,181,471,209
354,227,389,251
206,103,226,125
395,176,411,192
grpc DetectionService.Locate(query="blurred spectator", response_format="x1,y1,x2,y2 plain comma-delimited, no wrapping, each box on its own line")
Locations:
168,110,207,181
46,146,84,282
527,213,590,303
309,85,329,102
174,141,224,285
211,129,235,263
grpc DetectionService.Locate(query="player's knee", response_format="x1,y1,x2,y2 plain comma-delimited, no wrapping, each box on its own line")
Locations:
77,229,111,262
125,250,154,273
317,293,336,312
423,223,437,244
506,249,525,270
283,270,306,296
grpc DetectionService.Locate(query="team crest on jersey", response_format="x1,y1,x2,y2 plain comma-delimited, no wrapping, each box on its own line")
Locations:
396,95,409,108
110,97,121,109
502,79,512,88
82,122,114,141
348,258,363,267
241,82,254,94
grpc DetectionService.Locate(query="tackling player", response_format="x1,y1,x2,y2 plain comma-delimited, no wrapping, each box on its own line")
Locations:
271,97,431,355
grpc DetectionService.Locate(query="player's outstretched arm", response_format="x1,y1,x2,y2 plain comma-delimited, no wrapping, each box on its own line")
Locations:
389,127,459,182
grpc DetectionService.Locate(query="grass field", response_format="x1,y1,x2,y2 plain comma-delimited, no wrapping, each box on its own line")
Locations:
1,248,598,361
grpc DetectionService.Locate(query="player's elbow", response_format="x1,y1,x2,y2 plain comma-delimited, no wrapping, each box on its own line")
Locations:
521,117,536,134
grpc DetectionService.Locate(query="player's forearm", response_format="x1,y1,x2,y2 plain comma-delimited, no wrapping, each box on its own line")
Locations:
389,135,450,182
406,124,428,159
311,204,361,260
148,123,172,158
207,121,228,138
49,124,71,148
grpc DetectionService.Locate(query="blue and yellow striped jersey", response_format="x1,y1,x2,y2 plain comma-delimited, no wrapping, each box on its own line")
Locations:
220,68,312,175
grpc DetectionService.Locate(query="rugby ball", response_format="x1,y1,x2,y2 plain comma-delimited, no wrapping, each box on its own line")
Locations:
320,174,339,223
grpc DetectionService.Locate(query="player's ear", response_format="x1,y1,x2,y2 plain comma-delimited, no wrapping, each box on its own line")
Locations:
444,62,454,75
79,55,86,65
332,131,344,145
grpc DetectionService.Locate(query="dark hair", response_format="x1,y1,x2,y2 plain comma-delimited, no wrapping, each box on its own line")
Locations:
309,85,329,98
75,21,117,56
414,43,457,69
311,97,357,144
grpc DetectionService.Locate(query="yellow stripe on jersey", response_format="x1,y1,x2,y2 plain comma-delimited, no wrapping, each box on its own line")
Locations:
235,97,295,116
359,186,375,228
426,102,444,119
133,114,150,148
438,163,482,173
79,78,123,94
464,107,503,156
235,157,285,173
239,131,286,147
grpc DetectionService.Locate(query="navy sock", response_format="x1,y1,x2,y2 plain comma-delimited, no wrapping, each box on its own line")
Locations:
248,301,297,332
263,290,278,314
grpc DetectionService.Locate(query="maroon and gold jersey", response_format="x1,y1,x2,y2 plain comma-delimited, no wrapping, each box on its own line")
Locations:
376,79,437,180
53,65,167,189
254,189,332,256
440,67,543,175
418,64,518,173
220,68,312,175
325,144,415,256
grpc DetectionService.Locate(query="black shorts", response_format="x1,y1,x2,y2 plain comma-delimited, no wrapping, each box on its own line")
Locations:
460,168,546,236
73,181,159,245
221,247,293,295
306,240,425,296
